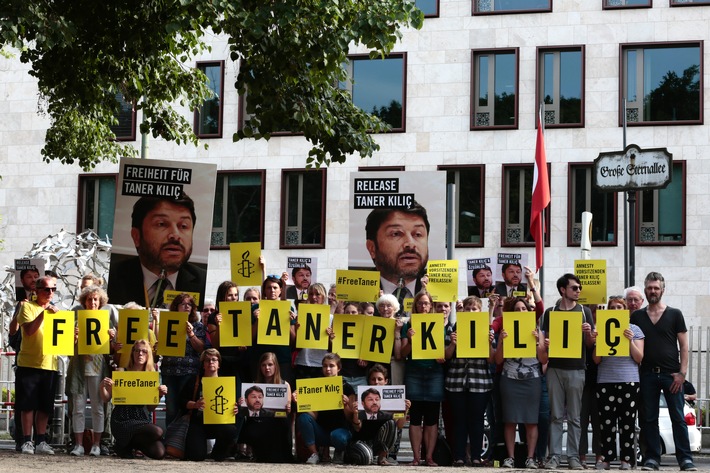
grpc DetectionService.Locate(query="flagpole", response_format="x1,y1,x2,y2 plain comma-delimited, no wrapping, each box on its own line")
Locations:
539,105,545,301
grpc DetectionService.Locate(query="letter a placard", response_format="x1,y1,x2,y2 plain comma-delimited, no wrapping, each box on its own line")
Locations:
455,311,489,358
257,300,291,346
548,311,583,358
502,311,537,358
596,310,629,357
411,313,444,360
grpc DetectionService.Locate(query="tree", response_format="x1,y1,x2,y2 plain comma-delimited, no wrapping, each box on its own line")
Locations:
0,0,423,170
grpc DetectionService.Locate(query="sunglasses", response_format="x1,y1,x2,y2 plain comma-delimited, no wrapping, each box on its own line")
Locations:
39,287,57,293
568,285,583,291
202,308,216,314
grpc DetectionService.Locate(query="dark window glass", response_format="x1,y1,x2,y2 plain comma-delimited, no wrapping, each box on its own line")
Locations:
603,0,651,7
473,50,517,128
569,165,616,244
416,0,439,16
282,170,326,247
638,162,685,244
346,55,405,130
79,175,116,241
539,48,584,126
622,44,701,124
195,62,223,137
474,0,551,13
670,0,710,5
110,92,135,141
444,167,484,246
503,165,550,246
211,172,264,247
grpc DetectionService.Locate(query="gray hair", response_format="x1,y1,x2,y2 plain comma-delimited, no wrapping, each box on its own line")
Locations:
376,294,400,313
623,286,644,300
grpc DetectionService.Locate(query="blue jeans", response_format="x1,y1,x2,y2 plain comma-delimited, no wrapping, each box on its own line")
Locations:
297,413,351,451
447,390,490,462
639,371,693,466
536,374,550,461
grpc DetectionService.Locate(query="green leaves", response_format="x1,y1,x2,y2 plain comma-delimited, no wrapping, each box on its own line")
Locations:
2,0,422,169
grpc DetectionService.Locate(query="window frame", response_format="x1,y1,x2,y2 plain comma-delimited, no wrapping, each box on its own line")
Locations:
437,164,486,248
566,163,618,247
77,173,118,239
472,0,552,15
602,0,652,8
280,168,328,249
634,160,686,246
619,41,703,126
471,48,520,130
211,170,266,250
670,0,710,6
343,52,407,133
111,92,136,142
194,60,225,139
501,164,550,248
536,45,585,128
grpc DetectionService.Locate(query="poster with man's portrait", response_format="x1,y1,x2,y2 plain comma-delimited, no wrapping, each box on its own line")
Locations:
348,172,446,302
284,256,318,302
107,157,217,309
14,258,45,301
493,252,529,298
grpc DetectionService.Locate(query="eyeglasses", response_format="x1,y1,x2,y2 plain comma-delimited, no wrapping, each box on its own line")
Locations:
202,308,216,314
179,302,194,308
568,285,583,291
133,349,150,355
39,287,57,293
204,358,220,364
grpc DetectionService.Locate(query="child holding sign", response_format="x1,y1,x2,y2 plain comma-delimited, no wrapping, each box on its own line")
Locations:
100,339,167,459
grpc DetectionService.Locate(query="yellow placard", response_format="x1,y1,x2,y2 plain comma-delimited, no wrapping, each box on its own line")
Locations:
360,316,396,363
574,259,607,305
454,311,490,358
502,311,537,358
112,371,161,405
411,313,445,360
230,242,263,287
296,376,344,412
219,301,254,347
164,290,200,307
77,310,111,355
335,269,380,302
117,309,150,354
157,311,188,357
43,310,75,356
296,304,330,350
332,314,364,359
403,298,413,313
426,260,459,302
202,376,237,425
257,300,291,346
596,310,630,357
548,311,584,359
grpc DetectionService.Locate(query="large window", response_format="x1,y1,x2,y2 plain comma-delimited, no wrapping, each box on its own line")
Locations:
194,61,224,138
502,165,550,246
281,169,327,248
473,0,551,14
568,164,616,246
636,161,685,245
211,171,265,249
603,0,651,8
78,174,117,241
343,54,406,131
621,42,702,125
472,49,518,129
439,165,485,247
111,92,136,141
416,0,439,16
537,46,584,127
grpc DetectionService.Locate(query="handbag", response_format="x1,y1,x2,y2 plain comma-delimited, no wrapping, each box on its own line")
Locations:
164,377,200,459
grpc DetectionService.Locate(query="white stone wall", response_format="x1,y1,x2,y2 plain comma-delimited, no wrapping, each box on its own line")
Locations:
1,0,710,325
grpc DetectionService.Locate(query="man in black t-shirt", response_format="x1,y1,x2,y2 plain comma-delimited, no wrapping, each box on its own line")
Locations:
631,272,696,472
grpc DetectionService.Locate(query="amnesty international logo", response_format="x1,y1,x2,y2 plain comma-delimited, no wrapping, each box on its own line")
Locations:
237,250,255,278
210,385,230,415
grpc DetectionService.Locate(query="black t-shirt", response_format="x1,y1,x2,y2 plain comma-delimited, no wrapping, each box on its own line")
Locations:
539,303,594,370
316,381,355,432
630,306,687,373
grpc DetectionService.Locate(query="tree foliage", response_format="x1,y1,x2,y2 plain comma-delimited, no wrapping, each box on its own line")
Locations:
0,0,423,170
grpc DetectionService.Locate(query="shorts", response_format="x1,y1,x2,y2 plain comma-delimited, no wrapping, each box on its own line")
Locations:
409,400,440,426
15,367,58,414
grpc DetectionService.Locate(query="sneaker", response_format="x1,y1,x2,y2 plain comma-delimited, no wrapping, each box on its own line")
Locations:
641,461,660,471
526,458,539,469
332,450,344,464
306,452,320,465
620,462,631,471
35,441,55,455
503,457,515,468
595,462,610,470
545,456,562,470
568,457,584,470
70,444,84,456
680,461,698,471
21,441,35,455
89,445,101,457
99,445,110,456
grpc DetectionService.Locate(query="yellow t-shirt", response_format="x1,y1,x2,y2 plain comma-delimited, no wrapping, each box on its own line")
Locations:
17,302,58,371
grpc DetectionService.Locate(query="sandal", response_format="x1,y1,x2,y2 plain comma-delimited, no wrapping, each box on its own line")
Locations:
425,459,438,467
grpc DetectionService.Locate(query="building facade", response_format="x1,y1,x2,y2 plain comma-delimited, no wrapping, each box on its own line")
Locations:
1,0,709,324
